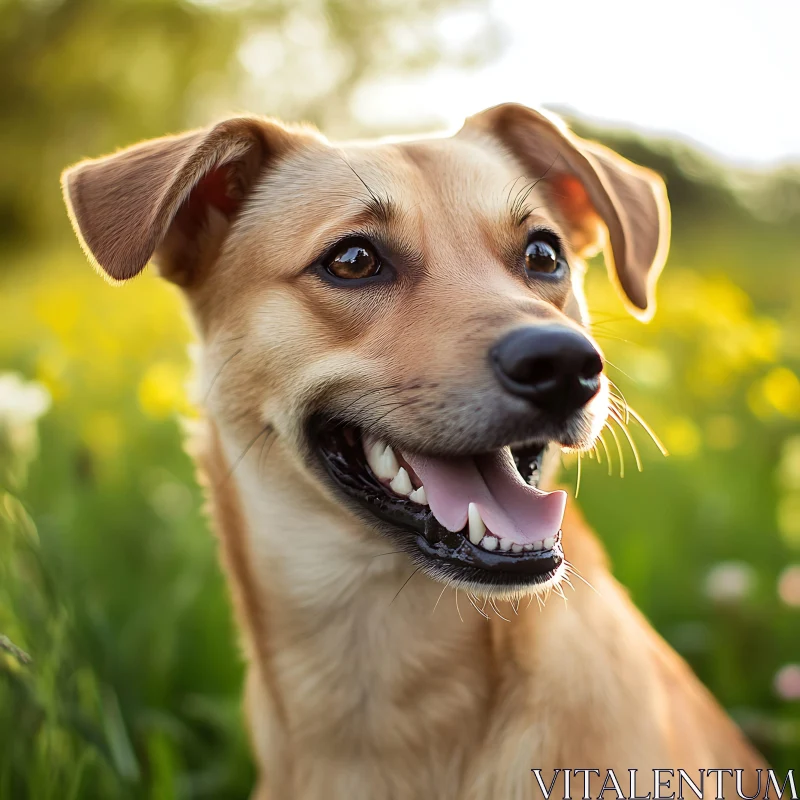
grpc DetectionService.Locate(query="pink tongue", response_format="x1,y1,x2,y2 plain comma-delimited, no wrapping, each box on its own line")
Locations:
402,449,566,545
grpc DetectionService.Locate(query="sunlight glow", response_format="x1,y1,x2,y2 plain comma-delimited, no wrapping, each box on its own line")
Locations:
355,0,800,165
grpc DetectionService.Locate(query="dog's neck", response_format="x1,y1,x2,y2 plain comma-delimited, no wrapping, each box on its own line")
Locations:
201,420,617,798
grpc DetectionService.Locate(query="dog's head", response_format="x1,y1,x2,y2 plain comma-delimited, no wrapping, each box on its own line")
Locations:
63,103,669,596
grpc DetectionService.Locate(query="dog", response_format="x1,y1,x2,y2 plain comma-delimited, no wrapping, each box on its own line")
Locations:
62,103,766,799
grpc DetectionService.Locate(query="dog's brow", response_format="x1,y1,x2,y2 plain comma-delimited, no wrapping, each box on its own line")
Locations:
337,152,395,226
362,195,395,226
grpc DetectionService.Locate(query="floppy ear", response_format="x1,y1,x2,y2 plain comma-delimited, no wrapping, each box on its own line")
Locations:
62,117,294,285
463,103,670,321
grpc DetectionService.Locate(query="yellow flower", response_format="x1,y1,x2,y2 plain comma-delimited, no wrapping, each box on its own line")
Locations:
34,286,82,339
663,417,701,457
747,367,800,420
761,367,800,419
137,361,191,419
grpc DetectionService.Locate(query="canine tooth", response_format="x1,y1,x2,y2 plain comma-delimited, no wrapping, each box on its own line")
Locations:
523,543,534,551
408,486,427,505
467,503,485,545
389,467,412,496
380,446,400,479
365,439,399,481
543,536,555,550
499,537,513,552
480,535,498,551
365,439,386,476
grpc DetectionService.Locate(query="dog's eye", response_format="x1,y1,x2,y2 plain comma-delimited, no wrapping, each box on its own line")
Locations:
325,242,381,280
524,239,559,274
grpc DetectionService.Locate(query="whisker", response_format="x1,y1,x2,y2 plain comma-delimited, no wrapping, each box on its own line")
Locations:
454,590,464,623
575,451,583,498
609,393,630,426
466,592,489,619
565,562,601,596
555,583,568,606
597,431,613,477
369,399,420,427
345,383,405,410
258,425,278,477
204,347,243,404
508,152,561,224
609,408,642,472
505,175,527,209
606,379,631,423
490,598,510,622
603,419,625,478
335,384,415,426
602,359,636,382
389,567,421,606
587,311,631,325
626,405,669,457
432,582,450,616
591,332,634,345
336,151,392,220
225,424,274,483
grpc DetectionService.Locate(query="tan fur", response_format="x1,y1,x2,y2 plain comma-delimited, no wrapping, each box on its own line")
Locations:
62,104,766,799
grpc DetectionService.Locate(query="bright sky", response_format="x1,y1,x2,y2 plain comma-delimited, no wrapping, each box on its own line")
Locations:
355,0,800,167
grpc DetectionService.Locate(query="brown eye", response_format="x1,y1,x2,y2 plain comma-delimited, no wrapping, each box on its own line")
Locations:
325,242,381,280
525,239,559,274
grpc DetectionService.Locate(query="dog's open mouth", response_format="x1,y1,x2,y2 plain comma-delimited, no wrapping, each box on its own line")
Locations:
313,421,567,592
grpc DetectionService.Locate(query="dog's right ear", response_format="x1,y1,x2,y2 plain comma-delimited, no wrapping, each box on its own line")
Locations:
62,118,296,285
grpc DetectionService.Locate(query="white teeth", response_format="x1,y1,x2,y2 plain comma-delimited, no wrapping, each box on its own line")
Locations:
462,504,557,555
363,437,426,503
467,503,485,545
408,486,427,505
365,439,400,481
389,467,413,496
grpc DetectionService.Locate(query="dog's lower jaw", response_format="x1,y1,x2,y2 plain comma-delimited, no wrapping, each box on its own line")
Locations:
200,420,766,800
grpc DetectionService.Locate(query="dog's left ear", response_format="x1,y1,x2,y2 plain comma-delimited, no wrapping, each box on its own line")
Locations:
463,103,670,321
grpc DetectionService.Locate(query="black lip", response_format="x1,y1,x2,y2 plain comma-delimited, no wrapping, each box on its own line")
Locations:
312,420,564,591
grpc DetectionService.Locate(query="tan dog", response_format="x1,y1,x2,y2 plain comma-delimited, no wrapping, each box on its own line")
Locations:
62,104,766,799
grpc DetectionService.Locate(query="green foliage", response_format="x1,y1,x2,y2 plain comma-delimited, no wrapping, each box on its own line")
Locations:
0,0,498,251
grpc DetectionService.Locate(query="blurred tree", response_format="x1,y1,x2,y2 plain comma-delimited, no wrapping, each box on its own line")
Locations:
0,0,500,253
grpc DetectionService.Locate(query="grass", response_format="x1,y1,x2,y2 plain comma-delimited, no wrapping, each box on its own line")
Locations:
1,220,799,795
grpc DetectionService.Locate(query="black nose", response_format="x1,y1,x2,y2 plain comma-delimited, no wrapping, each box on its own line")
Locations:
490,325,603,413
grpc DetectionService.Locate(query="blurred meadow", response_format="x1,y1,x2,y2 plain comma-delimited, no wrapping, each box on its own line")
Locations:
1,0,799,796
